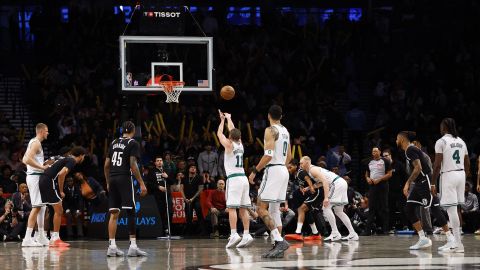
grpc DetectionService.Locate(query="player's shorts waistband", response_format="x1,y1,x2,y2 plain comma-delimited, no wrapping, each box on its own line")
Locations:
331,176,341,184
441,169,464,174
27,172,44,176
265,164,284,168
227,173,246,179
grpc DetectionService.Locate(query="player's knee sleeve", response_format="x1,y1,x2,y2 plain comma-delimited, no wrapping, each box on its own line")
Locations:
305,211,314,224
430,205,447,226
333,206,345,215
406,203,419,224
269,203,282,227
446,206,460,228
127,209,136,235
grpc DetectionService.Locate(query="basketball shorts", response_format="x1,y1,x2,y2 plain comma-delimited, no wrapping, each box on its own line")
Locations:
26,173,44,207
108,175,136,211
407,176,433,207
303,188,323,210
226,174,251,208
258,165,289,203
327,177,348,207
39,174,62,205
439,170,465,207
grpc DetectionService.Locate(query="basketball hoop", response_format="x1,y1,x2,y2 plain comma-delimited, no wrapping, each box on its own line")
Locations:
159,81,185,103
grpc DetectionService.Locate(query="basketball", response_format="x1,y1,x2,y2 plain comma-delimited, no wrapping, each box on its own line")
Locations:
220,85,235,100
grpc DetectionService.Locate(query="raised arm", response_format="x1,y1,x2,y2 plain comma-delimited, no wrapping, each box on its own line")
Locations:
224,113,235,131
217,110,232,151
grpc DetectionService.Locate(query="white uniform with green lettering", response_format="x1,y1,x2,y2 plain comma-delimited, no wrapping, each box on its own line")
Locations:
308,165,348,206
258,124,290,202
435,134,468,206
26,138,45,207
224,141,251,208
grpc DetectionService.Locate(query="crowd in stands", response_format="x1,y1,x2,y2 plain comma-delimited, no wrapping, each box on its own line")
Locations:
1,0,480,239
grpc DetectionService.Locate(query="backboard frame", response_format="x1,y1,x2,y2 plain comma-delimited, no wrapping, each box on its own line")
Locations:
120,35,213,93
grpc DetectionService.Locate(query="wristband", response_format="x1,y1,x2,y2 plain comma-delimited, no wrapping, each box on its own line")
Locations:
265,149,274,157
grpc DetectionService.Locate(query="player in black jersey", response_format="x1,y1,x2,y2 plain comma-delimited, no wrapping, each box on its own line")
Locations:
39,146,86,247
285,160,323,241
105,121,148,257
396,131,454,250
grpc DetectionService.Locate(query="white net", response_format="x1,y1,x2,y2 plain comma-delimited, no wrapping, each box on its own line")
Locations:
160,82,184,103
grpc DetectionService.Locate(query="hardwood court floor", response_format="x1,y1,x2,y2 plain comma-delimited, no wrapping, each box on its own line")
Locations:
1,235,480,269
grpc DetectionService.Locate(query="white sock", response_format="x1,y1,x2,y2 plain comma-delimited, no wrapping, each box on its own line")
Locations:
37,206,46,230
109,239,116,247
309,223,318,235
243,230,249,236
417,230,426,238
323,207,339,234
271,228,283,242
334,206,356,235
446,207,461,244
295,222,303,234
25,227,33,240
231,229,237,236
130,238,137,248
51,232,59,240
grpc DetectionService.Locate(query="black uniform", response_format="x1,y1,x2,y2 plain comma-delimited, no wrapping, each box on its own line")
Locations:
39,157,76,205
150,167,173,235
405,145,435,207
297,169,322,209
108,137,141,210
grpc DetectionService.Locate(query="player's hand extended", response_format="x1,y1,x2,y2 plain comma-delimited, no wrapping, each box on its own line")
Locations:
403,183,409,197
140,183,147,197
224,113,231,119
323,198,329,208
431,185,437,196
218,110,225,120
248,172,256,185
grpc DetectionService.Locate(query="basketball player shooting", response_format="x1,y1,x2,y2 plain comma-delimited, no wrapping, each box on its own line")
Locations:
217,110,253,248
248,105,291,258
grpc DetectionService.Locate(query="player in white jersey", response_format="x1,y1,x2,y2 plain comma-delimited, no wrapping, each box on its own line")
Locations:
217,110,253,249
21,123,50,247
431,118,470,252
248,105,291,258
300,156,359,241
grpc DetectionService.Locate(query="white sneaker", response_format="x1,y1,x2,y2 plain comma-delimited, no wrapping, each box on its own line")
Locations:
438,235,456,251
455,243,464,253
22,238,43,247
107,246,125,257
409,238,432,250
341,233,359,241
35,234,50,246
127,246,148,257
236,234,254,248
324,232,342,242
226,233,242,249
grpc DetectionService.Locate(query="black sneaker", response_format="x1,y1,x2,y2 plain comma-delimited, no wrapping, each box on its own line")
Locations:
261,240,290,258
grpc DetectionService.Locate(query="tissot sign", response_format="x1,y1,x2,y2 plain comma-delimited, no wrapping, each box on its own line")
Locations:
143,11,182,18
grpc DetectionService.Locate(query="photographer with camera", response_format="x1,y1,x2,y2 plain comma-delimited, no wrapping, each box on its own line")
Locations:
0,200,23,241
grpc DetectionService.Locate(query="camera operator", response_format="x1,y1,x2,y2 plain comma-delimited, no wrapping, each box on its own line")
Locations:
0,200,23,241
149,156,173,236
